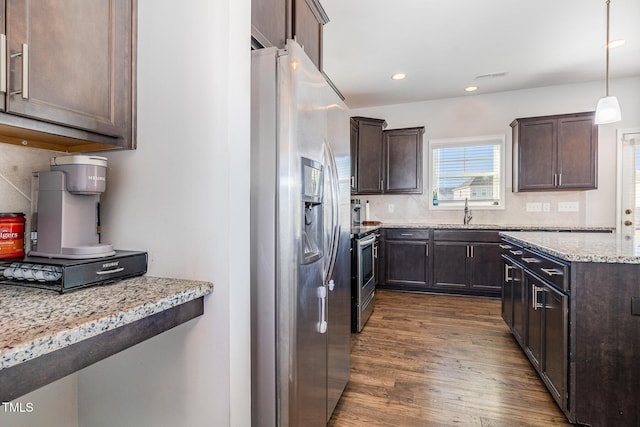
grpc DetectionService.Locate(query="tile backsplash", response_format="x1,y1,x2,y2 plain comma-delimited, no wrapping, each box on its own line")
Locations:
0,144,59,249
359,190,588,227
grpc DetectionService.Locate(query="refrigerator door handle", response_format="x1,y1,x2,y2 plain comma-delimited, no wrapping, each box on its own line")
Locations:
323,141,341,283
317,285,328,333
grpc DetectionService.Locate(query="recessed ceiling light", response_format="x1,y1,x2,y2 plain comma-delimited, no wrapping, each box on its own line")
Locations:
391,73,406,80
605,39,626,49
464,86,478,92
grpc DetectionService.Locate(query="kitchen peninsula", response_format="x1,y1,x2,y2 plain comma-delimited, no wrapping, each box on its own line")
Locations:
500,231,640,426
0,277,213,402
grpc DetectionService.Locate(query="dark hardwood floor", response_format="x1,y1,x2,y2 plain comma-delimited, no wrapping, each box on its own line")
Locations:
328,290,571,427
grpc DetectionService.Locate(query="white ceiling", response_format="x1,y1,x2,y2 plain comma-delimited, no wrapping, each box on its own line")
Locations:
320,0,640,109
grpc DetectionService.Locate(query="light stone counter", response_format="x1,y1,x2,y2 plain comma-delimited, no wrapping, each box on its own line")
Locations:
500,231,640,264
0,276,213,370
380,223,614,231
352,223,613,237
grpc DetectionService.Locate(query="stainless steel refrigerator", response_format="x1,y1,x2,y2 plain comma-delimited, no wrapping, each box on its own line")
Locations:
250,41,351,427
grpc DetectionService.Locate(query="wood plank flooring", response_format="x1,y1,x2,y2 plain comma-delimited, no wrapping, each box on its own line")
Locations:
328,290,572,427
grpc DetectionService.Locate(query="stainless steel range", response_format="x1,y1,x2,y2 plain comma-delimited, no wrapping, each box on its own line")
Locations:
352,230,377,332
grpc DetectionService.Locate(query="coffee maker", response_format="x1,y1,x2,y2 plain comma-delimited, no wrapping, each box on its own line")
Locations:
30,155,115,259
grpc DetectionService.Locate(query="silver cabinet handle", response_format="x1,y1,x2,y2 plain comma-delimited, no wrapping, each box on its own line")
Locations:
509,250,523,255
522,257,540,264
532,284,544,310
505,264,514,282
540,267,563,276
10,43,29,99
380,179,384,190
351,176,355,187
0,34,6,93
499,244,512,249
400,233,413,236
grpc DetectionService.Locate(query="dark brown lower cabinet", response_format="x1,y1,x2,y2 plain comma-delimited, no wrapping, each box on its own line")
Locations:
501,238,640,426
432,231,502,297
384,240,429,289
524,270,568,409
378,229,430,291
502,253,525,346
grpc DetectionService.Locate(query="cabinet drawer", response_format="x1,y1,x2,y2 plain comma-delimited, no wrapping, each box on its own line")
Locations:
434,230,500,242
500,239,525,263
521,248,569,291
385,228,430,240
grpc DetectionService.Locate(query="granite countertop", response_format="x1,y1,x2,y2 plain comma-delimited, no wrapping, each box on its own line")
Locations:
377,223,614,231
351,223,613,237
0,276,213,370
500,231,640,264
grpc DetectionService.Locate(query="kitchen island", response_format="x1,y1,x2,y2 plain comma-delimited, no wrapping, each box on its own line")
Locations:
499,231,640,427
0,276,213,402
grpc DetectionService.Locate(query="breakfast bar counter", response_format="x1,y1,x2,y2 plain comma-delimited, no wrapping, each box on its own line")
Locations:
0,276,213,402
499,231,640,263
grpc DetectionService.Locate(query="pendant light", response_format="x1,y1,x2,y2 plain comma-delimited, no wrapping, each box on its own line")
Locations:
594,0,622,124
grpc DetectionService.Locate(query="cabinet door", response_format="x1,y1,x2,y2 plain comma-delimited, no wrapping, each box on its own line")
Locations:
6,0,133,139
432,242,467,291
502,258,515,328
468,243,502,294
524,272,543,370
383,127,424,194
516,119,557,191
542,284,568,410
352,118,385,194
292,0,323,71
384,240,429,288
251,0,287,48
557,116,597,189
0,0,5,112
511,264,525,345
350,119,358,192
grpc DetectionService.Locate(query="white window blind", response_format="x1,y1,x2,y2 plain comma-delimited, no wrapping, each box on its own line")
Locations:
431,136,504,208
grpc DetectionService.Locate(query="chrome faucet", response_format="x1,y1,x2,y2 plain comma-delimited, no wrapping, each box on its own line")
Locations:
463,198,472,225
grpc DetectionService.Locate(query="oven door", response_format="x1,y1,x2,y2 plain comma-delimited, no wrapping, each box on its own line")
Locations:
355,234,376,332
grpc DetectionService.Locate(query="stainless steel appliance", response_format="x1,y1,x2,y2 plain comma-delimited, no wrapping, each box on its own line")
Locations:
251,41,351,427
351,199,361,227
352,231,376,332
30,155,114,259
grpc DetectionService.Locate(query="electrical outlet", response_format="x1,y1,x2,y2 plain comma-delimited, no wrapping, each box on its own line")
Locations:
543,203,550,212
526,202,542,212
388,204,394,213
558,201,579,212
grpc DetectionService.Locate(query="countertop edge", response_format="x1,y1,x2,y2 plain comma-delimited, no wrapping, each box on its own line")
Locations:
499,231,640,264
0,276,214,370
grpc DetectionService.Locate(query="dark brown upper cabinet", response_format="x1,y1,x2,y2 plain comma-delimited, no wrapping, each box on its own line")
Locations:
0,0,136,152
350,116,386,195
252,0,328,71
511,112,597,192
383,127,424,194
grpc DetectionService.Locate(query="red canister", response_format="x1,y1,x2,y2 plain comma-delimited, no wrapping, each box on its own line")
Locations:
0,213,25,259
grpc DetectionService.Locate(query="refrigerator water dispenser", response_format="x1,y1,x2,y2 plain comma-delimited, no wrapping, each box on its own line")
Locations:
301,157,323,264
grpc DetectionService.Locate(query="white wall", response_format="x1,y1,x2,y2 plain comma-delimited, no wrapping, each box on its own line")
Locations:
0,0,251,426
352,77,640,228
77,0,251,426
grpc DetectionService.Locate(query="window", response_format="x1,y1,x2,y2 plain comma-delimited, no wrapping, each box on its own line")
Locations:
430,135,505,208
